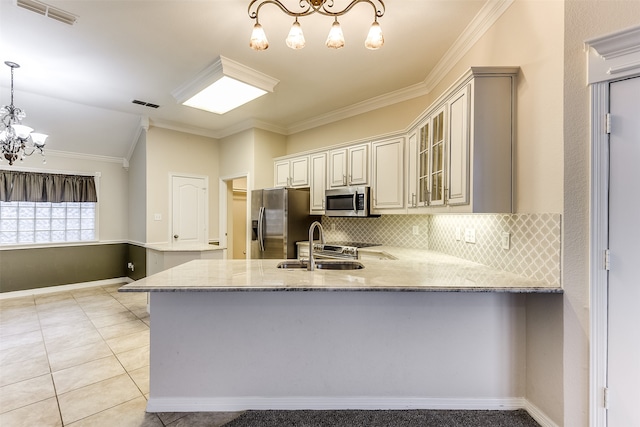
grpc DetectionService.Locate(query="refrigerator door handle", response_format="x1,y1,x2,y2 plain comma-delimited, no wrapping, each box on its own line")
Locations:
258,206,265,251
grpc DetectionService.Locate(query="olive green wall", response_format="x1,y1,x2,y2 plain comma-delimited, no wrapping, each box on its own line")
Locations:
0,244,128,293
126,243,147,281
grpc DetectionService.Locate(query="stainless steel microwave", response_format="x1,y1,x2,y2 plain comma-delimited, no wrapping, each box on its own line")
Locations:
325,186,371,217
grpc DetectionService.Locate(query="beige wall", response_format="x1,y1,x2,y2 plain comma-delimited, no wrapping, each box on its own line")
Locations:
146,127,220,244
128,131,146,244
254,128,286,189
562,2,640,426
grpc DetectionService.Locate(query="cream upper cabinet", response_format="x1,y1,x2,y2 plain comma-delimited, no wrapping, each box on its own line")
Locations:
406,67,517,213
371,136,404,212
328,143,369,188
309,153,326,214
447,84,470,206
274,156,309,188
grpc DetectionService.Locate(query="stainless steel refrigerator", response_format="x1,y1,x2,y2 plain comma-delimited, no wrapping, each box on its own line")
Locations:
251,187,320,259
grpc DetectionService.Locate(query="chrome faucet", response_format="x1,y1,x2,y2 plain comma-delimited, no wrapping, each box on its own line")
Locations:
307,221,325,271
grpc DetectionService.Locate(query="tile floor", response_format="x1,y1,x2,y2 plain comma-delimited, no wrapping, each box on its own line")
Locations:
0,284,243,426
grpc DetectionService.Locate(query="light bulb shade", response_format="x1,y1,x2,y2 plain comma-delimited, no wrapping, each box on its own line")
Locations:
31,133,48,146
365,21,384,50
12,124,33,139
326,20,345,49
286,21,306,49
249,23,269,50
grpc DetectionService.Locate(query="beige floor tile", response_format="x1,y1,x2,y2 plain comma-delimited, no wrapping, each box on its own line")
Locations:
66,396,163,427
58,374,143,425
41,320,97,341
98,319,148,340
70,287,109,298
44,327,104,354
83,303,130,319
0,329,43,351
116,345,150,372
0,305,38,323
0,317,41,337
0,373,55,414
128,366,149,395
38,309,89,328
52,355,125,394
0,341,47,365
35,291,74,306
102,283,127,294
48,340,114,372
106,330,150,354
0,353,50,387
0,397,61,427
90,310,138,329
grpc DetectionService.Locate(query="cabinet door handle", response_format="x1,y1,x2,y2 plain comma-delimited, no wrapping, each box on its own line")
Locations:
343,174,347,185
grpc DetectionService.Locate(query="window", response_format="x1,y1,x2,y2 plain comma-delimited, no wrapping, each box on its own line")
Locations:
0,201,96,245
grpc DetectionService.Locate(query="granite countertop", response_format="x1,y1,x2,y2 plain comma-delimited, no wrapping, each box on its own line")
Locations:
119,249,562,294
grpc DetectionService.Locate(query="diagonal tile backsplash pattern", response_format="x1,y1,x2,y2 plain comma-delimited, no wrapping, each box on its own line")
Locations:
322,213,561,286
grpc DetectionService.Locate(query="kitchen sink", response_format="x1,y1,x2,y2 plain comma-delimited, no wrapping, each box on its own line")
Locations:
276,260,364,270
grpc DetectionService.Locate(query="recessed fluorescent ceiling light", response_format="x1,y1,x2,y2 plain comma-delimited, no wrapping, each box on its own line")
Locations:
172,56,279,115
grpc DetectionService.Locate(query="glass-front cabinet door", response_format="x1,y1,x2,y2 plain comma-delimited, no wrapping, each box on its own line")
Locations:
417,119,430,206
429,107,446,206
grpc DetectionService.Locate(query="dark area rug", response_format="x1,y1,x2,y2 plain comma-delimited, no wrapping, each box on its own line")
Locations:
222,409,541,427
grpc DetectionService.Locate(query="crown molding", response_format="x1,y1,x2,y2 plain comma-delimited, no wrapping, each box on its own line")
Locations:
46,149,125,165
217,118,288,139
585,24,640,84
149,118,223,139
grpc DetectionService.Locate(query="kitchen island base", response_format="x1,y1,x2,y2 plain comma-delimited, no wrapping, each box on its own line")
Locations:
146,291,527,412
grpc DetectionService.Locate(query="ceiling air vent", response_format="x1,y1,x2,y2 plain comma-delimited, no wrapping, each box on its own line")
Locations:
16,0,77,25
132,100,160,109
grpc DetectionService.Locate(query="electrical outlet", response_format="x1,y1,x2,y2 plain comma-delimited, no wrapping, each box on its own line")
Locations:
412,225,420,235
455,227,462,241
127,262,135,272
154,213,161,221
464,228,476,244
501,232,511,250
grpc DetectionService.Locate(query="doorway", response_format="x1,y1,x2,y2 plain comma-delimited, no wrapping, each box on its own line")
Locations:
219,175,249,259
171,174,208,245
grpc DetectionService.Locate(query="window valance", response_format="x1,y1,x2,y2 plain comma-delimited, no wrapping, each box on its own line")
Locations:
0,170,97,203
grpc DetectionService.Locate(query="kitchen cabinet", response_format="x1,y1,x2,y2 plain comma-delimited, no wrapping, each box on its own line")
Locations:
371,136,404,212
406,67,517,213
274,156,309,188
309,153,327,214
328,143,369,188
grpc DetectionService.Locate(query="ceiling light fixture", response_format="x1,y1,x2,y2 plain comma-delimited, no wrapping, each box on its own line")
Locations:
248,0,385,51
0,61,48,165
172,56,279,115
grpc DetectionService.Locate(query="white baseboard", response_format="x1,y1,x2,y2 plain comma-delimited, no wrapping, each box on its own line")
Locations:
524,400,561,427
146,396,527,413
0,277,133,299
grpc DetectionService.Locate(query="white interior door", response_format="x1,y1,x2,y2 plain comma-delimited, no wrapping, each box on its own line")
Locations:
171,175,207,245
607,76,640,427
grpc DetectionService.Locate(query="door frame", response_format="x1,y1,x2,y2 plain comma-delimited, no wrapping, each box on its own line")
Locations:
585,25,640,427
169,172,209,245
218,172,251,258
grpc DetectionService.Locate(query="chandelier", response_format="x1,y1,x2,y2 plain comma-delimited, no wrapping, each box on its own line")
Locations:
1,61,48,165
248,0,385,51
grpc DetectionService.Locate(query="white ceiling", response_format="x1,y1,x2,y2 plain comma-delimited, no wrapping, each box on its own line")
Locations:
0,0,496,160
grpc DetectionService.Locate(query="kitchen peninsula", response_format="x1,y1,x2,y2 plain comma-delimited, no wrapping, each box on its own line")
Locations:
120,251,561,413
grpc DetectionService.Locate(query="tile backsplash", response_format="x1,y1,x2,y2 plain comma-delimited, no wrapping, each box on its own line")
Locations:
322,213,561,285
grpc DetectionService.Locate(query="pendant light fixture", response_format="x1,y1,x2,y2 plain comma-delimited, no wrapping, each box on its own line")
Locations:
248,0,385,51
0,61,48,165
